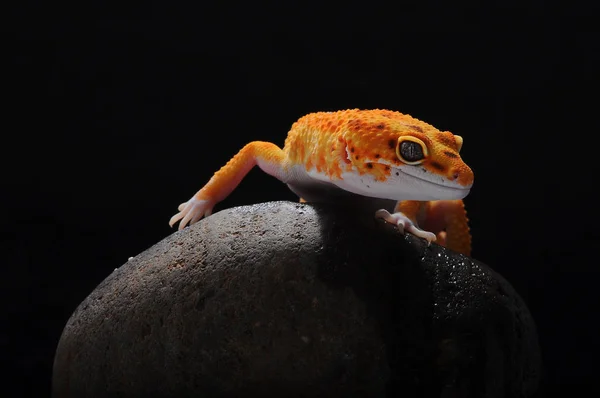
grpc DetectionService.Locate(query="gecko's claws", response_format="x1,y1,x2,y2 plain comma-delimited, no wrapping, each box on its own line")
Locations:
375,209,437,244
169,198,214,230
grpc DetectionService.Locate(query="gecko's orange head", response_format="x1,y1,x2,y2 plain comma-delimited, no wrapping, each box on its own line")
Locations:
340,109,474,201
392,129,473,188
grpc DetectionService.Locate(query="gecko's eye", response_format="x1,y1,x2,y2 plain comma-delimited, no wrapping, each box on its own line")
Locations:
396,137,428,165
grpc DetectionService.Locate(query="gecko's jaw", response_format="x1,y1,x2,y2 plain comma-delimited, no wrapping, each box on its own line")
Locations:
368,157,473,198
392,164,472,200
334,162,471,201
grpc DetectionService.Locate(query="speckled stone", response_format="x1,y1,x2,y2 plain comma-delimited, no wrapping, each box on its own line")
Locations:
52,201,541,397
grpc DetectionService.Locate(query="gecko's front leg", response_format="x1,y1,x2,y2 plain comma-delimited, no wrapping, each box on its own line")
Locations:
169,141,286,230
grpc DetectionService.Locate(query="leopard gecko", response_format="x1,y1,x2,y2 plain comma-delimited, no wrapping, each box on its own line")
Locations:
169,109,474,255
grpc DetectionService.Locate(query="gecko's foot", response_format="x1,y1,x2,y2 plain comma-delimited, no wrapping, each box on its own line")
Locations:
374,209,437,244
169,197,215,230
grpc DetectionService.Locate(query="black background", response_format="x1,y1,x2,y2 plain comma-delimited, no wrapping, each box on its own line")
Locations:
5,3,599,397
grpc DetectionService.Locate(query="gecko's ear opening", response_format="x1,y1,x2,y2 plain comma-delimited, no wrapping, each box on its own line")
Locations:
454,135,463,152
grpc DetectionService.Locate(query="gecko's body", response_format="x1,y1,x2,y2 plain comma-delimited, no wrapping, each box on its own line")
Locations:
169,109,474,255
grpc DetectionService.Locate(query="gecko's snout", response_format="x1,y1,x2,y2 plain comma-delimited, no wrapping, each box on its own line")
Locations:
448,164,474,187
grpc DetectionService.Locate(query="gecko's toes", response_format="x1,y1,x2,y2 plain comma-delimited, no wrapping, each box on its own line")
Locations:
395,218,406,234
169,198,215,230
374,209,436,243
405,226,437,244
169,212,184,228
190,212,204,225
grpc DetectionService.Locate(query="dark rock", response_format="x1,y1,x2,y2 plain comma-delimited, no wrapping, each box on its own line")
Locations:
53,201,541,397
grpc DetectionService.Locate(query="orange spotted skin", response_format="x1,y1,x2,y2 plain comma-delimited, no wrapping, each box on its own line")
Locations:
169,109,474,256
284,109,472,187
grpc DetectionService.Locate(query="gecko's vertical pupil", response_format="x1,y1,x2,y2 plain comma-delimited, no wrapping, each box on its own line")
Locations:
400,141,424,162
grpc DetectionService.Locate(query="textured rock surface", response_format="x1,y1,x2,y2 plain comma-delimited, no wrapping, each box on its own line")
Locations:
53,201,541,397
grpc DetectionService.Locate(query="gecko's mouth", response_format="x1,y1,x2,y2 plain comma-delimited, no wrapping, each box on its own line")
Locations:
343,149,472,201
368,157,472,192
396,165,472,191
388,163,472,200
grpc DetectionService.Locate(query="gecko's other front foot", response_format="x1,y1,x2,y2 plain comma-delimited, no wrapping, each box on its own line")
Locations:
375,209,437,244
169,197,215,230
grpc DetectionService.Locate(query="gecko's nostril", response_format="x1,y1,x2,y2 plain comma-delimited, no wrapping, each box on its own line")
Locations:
447,169,460,181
